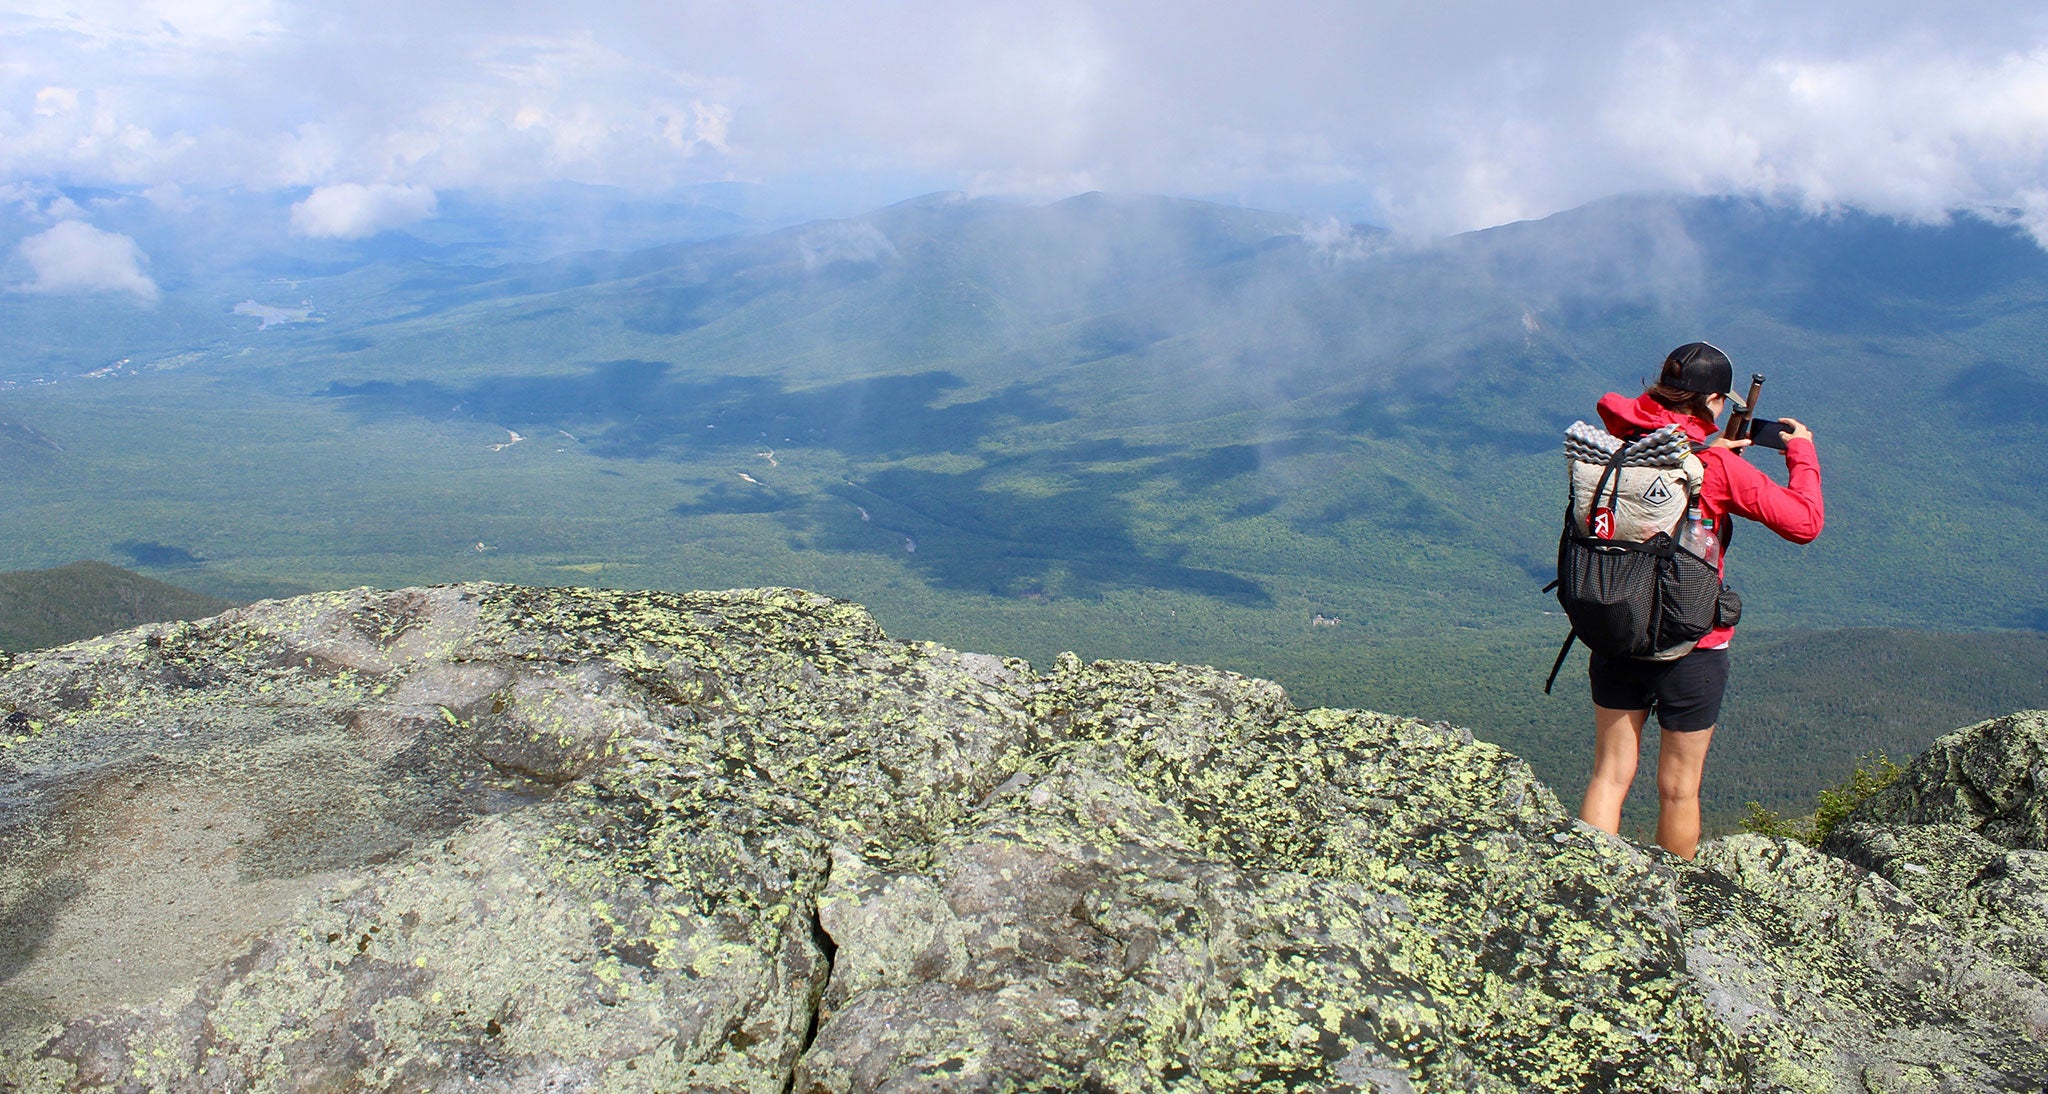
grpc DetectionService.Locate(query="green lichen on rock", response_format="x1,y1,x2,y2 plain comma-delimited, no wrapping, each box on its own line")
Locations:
831,654,1747,1093
0,583,1041,1092
1690,834,2048,1091
4,587,2048,1092
1818,711,2048,991
1825,821,2048,982
1843,710,2048,849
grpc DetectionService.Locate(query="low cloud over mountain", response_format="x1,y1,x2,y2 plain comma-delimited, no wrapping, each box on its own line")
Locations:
289,183,439,240
11,221,157,301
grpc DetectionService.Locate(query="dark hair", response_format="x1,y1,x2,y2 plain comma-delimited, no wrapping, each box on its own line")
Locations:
1645,352,1718,422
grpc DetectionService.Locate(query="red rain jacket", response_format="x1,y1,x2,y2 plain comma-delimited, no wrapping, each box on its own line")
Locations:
1595,391,1825,648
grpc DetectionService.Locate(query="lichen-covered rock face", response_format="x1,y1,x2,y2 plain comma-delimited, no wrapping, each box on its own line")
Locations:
1690,834,2048,1093
2,586,2046,1092
1845,710,2048,850
1824,822,2048,984
1819,710,2048,1010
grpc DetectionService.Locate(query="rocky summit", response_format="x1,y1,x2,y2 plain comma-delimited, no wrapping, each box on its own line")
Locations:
1,584,2045,1093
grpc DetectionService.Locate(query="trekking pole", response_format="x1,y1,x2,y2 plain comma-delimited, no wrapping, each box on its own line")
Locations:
1722,373,1765,441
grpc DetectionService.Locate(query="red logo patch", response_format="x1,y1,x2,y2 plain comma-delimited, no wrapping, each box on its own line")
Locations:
1592,508,1615,539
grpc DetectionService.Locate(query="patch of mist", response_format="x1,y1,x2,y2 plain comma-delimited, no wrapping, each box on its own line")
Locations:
797,220,899,272
1451,195,1710,319
1290,216,1392,263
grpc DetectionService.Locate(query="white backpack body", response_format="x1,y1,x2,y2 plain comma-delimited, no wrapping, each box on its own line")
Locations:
1567,449,1705,542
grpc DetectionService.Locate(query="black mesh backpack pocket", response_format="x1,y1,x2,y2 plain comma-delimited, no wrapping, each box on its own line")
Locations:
1553,526,1721,660
1555,530,1670,659
1655,546,1722,654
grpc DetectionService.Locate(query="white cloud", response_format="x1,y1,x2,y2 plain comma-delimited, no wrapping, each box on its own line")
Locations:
3,2,2048,240
33,86,78,117
0,182,57,220
690,101,731,156
1582,40,2048,235
143,181,197,212
289,182,438,238
14,220,158,300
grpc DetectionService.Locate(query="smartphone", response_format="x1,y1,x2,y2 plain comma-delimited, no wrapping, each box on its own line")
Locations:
1746,417,1790,450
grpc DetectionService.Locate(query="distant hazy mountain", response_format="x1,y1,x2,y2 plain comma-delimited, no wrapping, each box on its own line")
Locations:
0,561,238,653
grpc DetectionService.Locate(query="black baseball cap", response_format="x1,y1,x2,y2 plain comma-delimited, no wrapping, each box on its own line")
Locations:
1668,342,1744,407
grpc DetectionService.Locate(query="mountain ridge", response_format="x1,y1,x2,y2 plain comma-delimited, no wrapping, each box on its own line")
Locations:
0,561,238,654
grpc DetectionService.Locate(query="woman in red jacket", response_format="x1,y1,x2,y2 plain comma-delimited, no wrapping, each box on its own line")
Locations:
1578,342,1825,860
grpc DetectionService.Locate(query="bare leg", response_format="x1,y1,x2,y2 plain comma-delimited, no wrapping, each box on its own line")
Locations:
1655,725,1718,860
1580,705,1648,834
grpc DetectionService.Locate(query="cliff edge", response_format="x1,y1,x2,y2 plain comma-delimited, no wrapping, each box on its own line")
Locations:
2,583,2044,1092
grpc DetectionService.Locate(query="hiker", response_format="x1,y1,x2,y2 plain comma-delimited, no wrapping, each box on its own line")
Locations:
1577,342,1824,860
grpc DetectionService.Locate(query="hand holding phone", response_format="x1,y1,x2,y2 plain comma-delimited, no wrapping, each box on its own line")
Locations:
1746,418,1790,450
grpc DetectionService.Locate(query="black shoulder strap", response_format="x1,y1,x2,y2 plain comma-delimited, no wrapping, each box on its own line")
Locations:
1596,446,1629,513
1568,445,1632,533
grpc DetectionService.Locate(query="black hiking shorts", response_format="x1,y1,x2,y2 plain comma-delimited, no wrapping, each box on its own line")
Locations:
1588,647,1729,732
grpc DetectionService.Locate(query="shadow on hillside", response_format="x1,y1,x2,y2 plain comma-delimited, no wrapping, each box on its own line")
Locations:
771,446,1272,606
1946,361,2048,427
1305,472,1468,534
1154,435,1351,490
114,540,206,567
1337,391,1555,456
318,360,1072,460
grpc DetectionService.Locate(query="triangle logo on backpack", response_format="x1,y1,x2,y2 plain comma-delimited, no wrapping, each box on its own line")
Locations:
1641,476,1673,506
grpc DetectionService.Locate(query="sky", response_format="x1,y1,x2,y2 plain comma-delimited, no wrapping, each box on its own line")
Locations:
5,1,2048,297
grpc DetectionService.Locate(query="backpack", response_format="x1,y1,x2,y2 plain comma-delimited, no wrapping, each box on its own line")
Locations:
1542,422,1723,693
